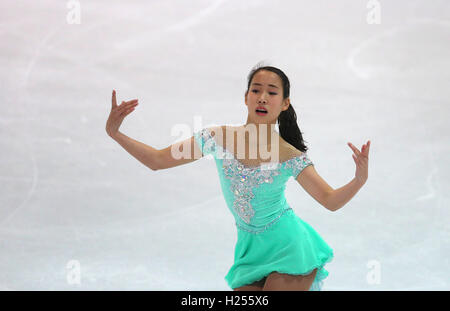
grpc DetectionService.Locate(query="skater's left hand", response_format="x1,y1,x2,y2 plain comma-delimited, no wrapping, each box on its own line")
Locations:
347,140,370,185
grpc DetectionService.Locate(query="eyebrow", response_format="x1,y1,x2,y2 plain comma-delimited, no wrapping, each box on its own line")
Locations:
251,82,279,89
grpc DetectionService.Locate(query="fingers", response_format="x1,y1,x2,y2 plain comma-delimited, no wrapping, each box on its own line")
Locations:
361,140,370,157
365,140,370,155
122,105,136,116
118,100,139,116
347,142,361,157
112,90,117,108
348,141,370,159
111,90,139,111
117,99,139,113
120,99,138,107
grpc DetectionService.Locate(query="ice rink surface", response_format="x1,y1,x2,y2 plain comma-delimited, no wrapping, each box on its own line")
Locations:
0,0,449,290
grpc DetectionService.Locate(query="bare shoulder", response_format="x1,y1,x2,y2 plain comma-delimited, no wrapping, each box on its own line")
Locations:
278,135,304,159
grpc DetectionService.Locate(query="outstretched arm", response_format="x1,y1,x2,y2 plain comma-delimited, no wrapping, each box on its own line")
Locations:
106,90,203,171
111,131,161,171
326,141,370,211
296,140,370,212
296,165,335,211
326,177,365,212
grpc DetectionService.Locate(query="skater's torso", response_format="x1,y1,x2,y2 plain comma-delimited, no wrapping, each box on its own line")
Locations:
194,125,312,234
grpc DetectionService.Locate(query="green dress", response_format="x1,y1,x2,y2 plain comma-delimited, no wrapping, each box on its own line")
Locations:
193,127,334,290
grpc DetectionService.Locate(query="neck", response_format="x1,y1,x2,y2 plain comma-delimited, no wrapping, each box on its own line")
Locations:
243,119,278,146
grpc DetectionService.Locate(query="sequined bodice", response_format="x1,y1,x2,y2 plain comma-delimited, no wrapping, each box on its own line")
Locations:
193,127,314,234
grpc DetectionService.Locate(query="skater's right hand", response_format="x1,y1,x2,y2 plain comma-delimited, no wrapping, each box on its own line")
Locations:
106,89,139,138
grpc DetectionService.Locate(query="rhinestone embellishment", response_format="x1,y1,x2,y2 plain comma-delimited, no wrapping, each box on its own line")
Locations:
222,156,281,224
195,128,216,156
236,207,293,234
195,128,281,224
194,128,313,229
284,154,313,178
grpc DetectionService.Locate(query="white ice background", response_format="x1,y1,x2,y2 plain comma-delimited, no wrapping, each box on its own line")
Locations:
0,0,449,290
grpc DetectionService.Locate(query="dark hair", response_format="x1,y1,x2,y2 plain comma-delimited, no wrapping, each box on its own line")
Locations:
245,63,309,153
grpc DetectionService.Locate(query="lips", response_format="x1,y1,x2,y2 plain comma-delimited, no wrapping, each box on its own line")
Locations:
256,107,267,113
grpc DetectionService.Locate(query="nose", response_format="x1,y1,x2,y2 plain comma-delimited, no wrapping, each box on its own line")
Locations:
258,96,267,104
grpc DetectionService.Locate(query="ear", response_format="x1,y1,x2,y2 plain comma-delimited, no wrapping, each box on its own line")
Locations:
244,92,248,106
282,98,290,111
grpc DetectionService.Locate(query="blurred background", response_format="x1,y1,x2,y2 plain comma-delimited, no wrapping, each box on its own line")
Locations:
0,0,448,290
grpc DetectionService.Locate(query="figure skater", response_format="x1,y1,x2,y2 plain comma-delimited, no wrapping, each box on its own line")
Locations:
105,64,370,291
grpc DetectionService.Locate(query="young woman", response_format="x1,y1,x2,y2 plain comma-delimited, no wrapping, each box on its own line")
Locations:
106,64,370,291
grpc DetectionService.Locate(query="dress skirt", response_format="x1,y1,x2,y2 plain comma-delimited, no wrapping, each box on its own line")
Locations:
225,208,334,290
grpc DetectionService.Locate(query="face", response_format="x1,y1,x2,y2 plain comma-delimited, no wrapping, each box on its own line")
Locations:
245,70,290,125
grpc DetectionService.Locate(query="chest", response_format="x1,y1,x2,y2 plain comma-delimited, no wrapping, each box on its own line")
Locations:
219,129,297,168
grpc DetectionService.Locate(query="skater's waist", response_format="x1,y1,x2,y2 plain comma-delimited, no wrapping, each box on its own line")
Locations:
235,207,294,234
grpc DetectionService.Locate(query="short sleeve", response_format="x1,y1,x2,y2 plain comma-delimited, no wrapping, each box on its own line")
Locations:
285,153,314,179
193,128,216,157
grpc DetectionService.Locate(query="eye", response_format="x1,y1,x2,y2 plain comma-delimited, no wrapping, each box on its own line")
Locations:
251,90,277,95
